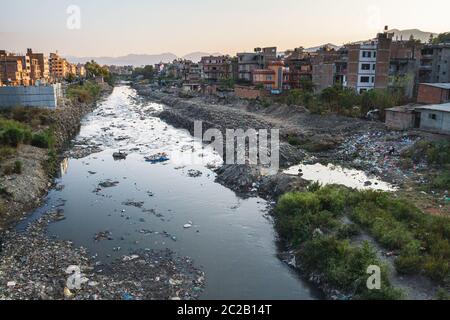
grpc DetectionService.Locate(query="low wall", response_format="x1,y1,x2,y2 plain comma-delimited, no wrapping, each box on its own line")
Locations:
0,84,63,109
234,85,264,100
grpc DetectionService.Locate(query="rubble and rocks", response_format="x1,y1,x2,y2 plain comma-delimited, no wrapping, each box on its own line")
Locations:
0,211,204,300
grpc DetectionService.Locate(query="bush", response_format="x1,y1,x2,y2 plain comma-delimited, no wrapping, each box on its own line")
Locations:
31,130,54,149
13,160,23,174
0,119,32,147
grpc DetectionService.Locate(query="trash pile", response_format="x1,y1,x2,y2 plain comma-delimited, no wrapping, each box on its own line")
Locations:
337,131,420,182
0,211,205,300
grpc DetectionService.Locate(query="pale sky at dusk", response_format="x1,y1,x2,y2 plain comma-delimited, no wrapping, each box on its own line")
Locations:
1,0,449,57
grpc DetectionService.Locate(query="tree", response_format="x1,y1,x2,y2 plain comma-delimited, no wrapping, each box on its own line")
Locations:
433,32,450,44
84,60,114,85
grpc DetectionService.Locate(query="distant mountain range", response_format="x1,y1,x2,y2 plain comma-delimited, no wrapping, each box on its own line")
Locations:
304,43,341,52
387,29,437,43
66,29,439,66
66,51,223,66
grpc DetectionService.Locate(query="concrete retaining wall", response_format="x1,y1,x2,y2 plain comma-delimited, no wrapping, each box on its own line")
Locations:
0,84,63,109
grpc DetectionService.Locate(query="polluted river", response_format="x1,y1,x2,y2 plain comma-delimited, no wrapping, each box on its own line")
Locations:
18,86,319,300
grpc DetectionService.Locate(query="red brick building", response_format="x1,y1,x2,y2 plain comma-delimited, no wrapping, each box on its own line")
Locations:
417,83,450,104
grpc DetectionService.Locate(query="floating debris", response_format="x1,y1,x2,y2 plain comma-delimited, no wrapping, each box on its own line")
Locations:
144,153,170,164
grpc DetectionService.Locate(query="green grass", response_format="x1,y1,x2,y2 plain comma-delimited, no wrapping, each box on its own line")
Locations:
275,185,450,298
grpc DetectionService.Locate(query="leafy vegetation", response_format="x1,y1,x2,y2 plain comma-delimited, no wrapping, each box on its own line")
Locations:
402,139,450,191
272,85,404,118
67,81,102,104
275,185,403,299
432,32,450,44
276,185,450,298
0,119,32,147
84,60,114,85
133,65,155,80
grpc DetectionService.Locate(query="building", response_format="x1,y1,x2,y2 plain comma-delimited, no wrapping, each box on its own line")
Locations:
284,48,313,89
419,44,450,83
77,64,86,78
26,49,50,83
417,83,450,104
236,53,261,82
236,47,278,83
312,46,348,92
49,52,70,81
0,51,30,86
385,105,420,130
389,41,422,98
200,55,232,82
253,61,288,94
346,30,393,94
415,103,450,135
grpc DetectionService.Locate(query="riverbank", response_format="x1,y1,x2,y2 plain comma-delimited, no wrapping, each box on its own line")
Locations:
0,85,210,300
0,84,113,230
134,84,450,300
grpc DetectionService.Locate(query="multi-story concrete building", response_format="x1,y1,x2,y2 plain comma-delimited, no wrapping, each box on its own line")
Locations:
419,44,450,83
26,49,50,83
346,31,393,94
236,47,278,83
200,55,232,82
49,52,70,81
236,53,261,82
0,51,30,86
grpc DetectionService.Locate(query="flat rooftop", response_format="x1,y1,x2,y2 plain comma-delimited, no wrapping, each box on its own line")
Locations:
415,102,450,113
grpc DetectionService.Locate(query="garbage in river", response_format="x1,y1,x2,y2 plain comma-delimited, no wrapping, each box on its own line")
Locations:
113,151,128,160
144,153,170,164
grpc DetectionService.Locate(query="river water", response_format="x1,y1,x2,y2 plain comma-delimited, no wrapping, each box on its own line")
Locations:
20,86,318,300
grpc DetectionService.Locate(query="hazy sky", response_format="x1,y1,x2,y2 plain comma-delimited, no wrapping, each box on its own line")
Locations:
1,0,449,57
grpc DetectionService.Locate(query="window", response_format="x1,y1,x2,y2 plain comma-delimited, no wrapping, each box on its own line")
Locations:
362,51,372,58
374,52,377,58
361,64,371,70
372,64,376,70
371,76,375,83
429,113,437,120
360,76,370,83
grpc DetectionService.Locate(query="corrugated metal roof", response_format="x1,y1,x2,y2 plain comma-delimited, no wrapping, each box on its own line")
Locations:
420,83,450,90
415,102,450,113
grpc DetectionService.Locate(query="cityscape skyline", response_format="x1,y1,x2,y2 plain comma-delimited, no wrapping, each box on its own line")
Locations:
1,0,449,57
